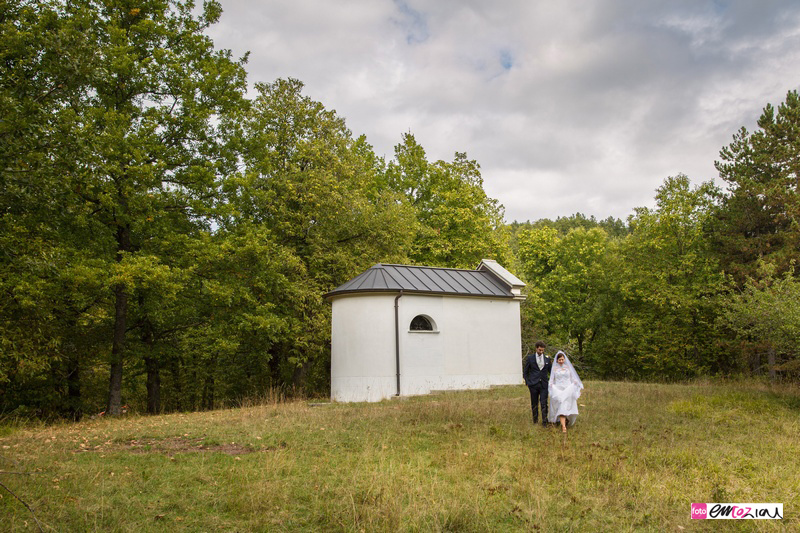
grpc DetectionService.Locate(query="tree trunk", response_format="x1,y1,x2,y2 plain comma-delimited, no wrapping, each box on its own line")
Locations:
767,346,777,383
144,326,161,415
170,359,183,412
107,225,130,416
66,349,82,421
292,359,309,390
145,356,161,415
188,369,198,410
202,373,215,411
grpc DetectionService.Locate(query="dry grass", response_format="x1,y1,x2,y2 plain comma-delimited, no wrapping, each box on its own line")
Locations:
1,381,798,531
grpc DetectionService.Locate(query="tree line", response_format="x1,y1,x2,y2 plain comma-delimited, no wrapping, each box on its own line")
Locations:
1,0,798,419
516,90,800,382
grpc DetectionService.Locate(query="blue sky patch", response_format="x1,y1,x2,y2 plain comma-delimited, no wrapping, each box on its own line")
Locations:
393,0,429,44
500,49,513,70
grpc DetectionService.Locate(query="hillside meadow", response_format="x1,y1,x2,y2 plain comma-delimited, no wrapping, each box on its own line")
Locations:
1,381,797,531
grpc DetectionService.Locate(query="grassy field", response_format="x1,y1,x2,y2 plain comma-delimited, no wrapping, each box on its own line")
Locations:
1,380,798,532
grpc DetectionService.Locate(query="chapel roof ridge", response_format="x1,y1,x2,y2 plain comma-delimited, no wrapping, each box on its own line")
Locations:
371,262,483,272
325,260,525,301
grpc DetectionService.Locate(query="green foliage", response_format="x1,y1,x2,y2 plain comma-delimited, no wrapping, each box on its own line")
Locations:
1,0,513,417
1,0,250,417
224,78,415,394
590,176,728,379
511,213,629,238
515,176,732,380
517,226,609,358
713,90,800,282
4,1,800,420
1,0,109,417
388,133,511,268
161,226,315,410
231,78,414,285
709,90,800,377
721,262,800,377
71,0,247,415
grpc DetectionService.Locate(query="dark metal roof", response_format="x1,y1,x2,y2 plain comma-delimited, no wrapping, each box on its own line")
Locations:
324,263,517,299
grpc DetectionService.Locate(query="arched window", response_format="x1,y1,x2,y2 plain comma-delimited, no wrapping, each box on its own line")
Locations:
410,315,434,331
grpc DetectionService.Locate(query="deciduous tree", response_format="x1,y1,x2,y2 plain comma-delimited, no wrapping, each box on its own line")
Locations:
1,0,248,415
721,262,800,380
387,133,510,268
225,78,413,388
592,175,727,378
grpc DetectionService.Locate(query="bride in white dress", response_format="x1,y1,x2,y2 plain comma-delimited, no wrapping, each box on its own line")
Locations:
548,351,584,433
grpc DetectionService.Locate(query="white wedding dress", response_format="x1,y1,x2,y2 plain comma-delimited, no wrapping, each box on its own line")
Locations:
548,352,583,427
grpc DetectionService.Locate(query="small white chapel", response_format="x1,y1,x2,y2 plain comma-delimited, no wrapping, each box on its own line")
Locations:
324,259,526,402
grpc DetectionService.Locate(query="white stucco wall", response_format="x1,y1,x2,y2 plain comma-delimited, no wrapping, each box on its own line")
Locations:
330,292,523,402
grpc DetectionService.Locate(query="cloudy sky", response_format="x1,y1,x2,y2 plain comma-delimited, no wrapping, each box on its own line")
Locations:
206,0,800,223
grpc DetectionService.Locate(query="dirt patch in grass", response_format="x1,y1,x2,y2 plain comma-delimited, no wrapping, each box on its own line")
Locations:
74,436,287,456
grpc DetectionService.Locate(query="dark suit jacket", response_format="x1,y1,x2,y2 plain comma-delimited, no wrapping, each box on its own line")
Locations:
523,353,552,387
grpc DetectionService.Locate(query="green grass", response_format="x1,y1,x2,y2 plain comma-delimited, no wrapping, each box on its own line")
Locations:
1,381,797,531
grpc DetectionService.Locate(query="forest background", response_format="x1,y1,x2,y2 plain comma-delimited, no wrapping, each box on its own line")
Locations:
2,0,800,420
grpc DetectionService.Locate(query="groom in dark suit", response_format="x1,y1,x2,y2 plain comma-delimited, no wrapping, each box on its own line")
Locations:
523,341,552,427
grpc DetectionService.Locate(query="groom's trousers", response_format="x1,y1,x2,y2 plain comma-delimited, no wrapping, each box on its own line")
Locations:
527,383,548,425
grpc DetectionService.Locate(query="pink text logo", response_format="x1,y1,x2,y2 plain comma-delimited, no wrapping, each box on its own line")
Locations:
691,503,707,519
692,503,782,519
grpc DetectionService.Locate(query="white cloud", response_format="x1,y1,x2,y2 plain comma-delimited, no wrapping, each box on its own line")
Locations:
207,0,800,222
